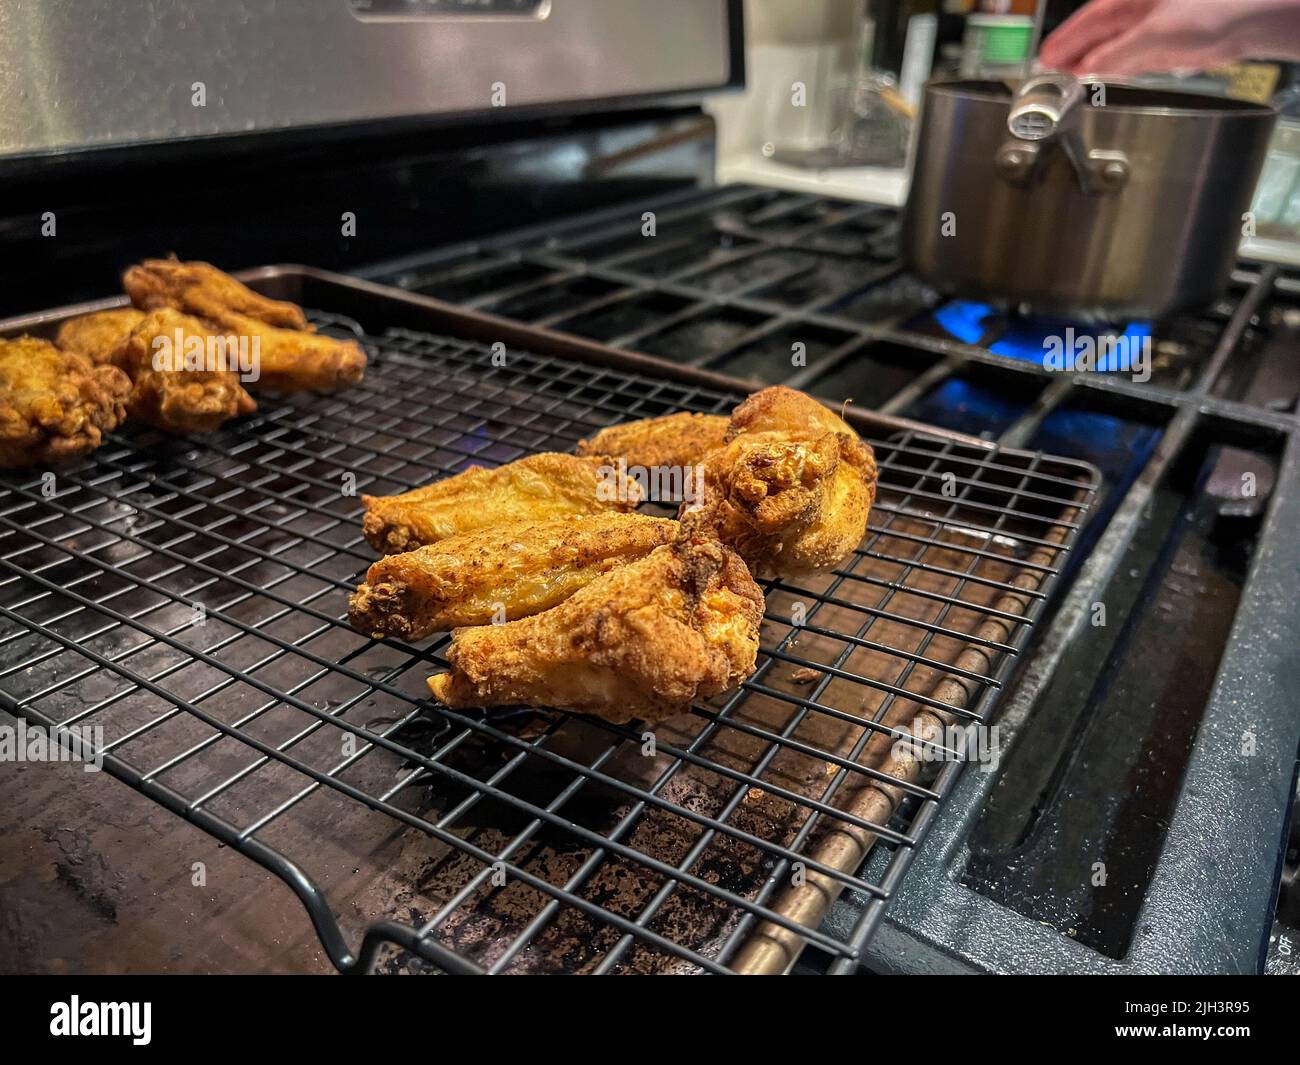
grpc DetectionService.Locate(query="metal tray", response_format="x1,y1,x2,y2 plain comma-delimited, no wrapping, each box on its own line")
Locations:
0,267,1099,973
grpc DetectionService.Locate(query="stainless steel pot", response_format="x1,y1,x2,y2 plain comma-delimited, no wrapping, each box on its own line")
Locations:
901,75,1276,319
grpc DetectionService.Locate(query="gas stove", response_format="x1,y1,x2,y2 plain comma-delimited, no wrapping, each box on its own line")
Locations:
357,180,1300,973
1,0,1297,974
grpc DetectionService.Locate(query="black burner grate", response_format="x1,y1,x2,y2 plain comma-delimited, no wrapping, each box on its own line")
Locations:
0,315,1097,974
368,184,1299,434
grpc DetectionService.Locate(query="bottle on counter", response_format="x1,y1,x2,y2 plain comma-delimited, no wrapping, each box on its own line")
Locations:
960,4,1037,78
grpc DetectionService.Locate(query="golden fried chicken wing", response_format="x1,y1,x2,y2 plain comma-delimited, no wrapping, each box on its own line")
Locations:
123,257,310,330
427,534,763,724
362,452,643,555
110,309,256,434
349,513,677,641
0,337,131,469
123,258,365,392
195,307,366,393
576,411,729,470
55,308,146,365
685,386,877,577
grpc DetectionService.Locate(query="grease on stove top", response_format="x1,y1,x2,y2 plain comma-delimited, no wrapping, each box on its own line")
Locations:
961,441,1267,958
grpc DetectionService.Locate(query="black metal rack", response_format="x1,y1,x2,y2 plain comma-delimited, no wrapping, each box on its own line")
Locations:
0,275,1096,973
365,183,1299,975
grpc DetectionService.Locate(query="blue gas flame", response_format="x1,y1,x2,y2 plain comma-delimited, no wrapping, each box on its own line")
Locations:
932,300,1152,371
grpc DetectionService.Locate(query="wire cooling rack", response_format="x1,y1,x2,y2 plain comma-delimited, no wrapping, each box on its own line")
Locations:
0,316,1098,973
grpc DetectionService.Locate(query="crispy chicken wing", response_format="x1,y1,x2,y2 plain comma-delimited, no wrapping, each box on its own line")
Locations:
685,386,877,577
427,534,763,724
576,411,729,470
194,307,366,393
362,452,643,555
0,337,131,469
123,258,365,392
55,308,146,365
349,513,677,640
110,308,257,434
123,257,310,330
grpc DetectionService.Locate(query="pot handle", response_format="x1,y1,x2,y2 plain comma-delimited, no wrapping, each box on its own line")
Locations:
1007,72,1085,142
996,72,1129,194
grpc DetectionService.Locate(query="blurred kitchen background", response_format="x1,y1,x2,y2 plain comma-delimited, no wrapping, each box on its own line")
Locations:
708,0,1300,263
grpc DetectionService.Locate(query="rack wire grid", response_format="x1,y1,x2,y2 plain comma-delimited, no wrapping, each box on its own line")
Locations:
0,315,1098,974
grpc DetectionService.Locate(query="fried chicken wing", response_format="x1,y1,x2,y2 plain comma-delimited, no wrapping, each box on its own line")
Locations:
427,535,763,724
55,308,146,365
110,309,256,434
123,257,309,330
362,452,643,555
685,386,877,577
123,258,365,392
0,337,131,469
195,307,366,393
576,411,729,470
349,513,677,640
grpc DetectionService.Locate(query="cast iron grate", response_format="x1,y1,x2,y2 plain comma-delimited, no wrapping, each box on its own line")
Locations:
0,318,1098,974
371,184,1297,422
